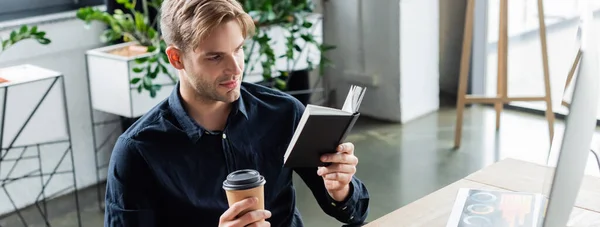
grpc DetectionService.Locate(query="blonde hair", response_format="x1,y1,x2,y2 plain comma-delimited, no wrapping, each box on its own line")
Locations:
160,0,255,52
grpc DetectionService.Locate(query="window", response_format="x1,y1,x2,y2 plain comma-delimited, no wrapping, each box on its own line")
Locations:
0,0,104,22
474,0,600,120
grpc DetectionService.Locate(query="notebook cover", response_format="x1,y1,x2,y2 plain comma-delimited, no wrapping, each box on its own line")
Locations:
283,113,360,168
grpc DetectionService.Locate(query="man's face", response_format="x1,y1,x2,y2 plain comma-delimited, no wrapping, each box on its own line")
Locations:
168,20,246,103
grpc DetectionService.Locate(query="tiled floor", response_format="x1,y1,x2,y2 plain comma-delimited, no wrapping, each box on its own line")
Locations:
2,104,599,227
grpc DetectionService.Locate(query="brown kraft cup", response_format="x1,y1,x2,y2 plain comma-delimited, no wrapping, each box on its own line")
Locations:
222,169,267,217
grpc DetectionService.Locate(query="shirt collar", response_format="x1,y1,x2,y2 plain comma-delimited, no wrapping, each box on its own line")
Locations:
168,82,249,141
232,85,249,119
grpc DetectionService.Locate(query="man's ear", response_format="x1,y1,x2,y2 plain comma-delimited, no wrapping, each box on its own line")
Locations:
166,46,185,70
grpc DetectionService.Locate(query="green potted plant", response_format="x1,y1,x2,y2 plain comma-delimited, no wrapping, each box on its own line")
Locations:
76,0,177,118
241,0,336,105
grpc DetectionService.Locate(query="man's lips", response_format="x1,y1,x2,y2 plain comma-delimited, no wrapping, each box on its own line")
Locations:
219,80,238,89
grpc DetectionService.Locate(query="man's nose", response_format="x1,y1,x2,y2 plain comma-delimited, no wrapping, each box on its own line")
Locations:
225,55,243,76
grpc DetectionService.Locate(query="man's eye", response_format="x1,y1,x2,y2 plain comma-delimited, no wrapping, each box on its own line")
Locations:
209,55,222,61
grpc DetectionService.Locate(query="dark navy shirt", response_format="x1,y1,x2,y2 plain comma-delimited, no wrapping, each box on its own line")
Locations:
104,82,370,227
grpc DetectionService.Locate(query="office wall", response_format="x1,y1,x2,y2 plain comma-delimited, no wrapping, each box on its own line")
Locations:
439,0,467,97
399,0,441,123
322,0,439,123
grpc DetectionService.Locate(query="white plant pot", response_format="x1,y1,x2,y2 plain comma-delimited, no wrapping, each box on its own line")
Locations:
85,42,177,118
0,64,69,148
0,64,74,216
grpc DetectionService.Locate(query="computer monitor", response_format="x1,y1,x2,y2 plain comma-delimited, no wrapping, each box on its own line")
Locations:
541,7,599,227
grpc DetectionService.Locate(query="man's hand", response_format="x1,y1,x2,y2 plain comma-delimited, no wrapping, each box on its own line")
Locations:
219,197,271,227
317,142,358,202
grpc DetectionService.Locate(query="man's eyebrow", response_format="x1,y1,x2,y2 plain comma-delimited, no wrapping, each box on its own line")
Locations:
204,51,224,56
235,41,244,50
204,41,245,56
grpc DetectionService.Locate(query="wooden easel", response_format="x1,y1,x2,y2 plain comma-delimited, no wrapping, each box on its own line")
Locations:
561,49,582,108
454,0,555,148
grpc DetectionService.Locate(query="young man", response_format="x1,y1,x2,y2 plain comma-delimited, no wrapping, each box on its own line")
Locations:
104,0,370,226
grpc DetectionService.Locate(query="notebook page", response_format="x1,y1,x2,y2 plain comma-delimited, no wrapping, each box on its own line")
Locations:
341,85,356,113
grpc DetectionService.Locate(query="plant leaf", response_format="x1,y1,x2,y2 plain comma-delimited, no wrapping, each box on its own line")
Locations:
321,44,336,51
134,12,146,32
148,28,157,40
161,52,169,63
300,34,313,42
2,39,9,49
150,65,159,78
19,25,27,34
274,77,287,90
37,38,51,45
135,57,148,64
143,76,152,89
133,67,144,73
130,77,141,84
100,30,120,43
302,21,313,28
159,63,169,74
117,0,134,9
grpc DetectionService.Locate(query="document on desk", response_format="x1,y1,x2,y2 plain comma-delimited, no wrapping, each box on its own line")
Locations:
446,188,547,227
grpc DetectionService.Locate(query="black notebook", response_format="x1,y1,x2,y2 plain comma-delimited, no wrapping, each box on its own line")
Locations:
283,85,366,168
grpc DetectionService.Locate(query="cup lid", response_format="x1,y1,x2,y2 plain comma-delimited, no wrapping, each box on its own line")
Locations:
222,169,266,190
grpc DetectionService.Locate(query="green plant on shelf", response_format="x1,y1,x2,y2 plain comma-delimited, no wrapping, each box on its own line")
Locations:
0,25,51,57
76,0,336,96
241,0,336,91
76,0,175,98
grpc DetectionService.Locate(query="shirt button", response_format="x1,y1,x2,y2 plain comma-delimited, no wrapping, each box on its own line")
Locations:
222,133,227,139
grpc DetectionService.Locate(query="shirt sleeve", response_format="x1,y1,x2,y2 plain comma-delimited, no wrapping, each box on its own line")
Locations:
104,136,158,227
294,168,370,225
289,99,370,225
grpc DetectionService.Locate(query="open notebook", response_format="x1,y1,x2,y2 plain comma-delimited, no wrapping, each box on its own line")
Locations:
283,85,366,167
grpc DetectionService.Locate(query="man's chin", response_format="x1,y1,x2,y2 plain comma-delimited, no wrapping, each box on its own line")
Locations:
219,89,240,103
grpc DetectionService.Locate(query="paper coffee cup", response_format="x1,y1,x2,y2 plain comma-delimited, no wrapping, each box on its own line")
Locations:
222,169,267,217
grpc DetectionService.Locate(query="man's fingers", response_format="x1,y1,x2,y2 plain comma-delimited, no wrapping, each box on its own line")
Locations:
246,221,271,227
323,172,352,183
317,164,356,176
320,153,358,165
219,197,257,222
337,142,355,154
324,179,348,191
230,210,271,227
